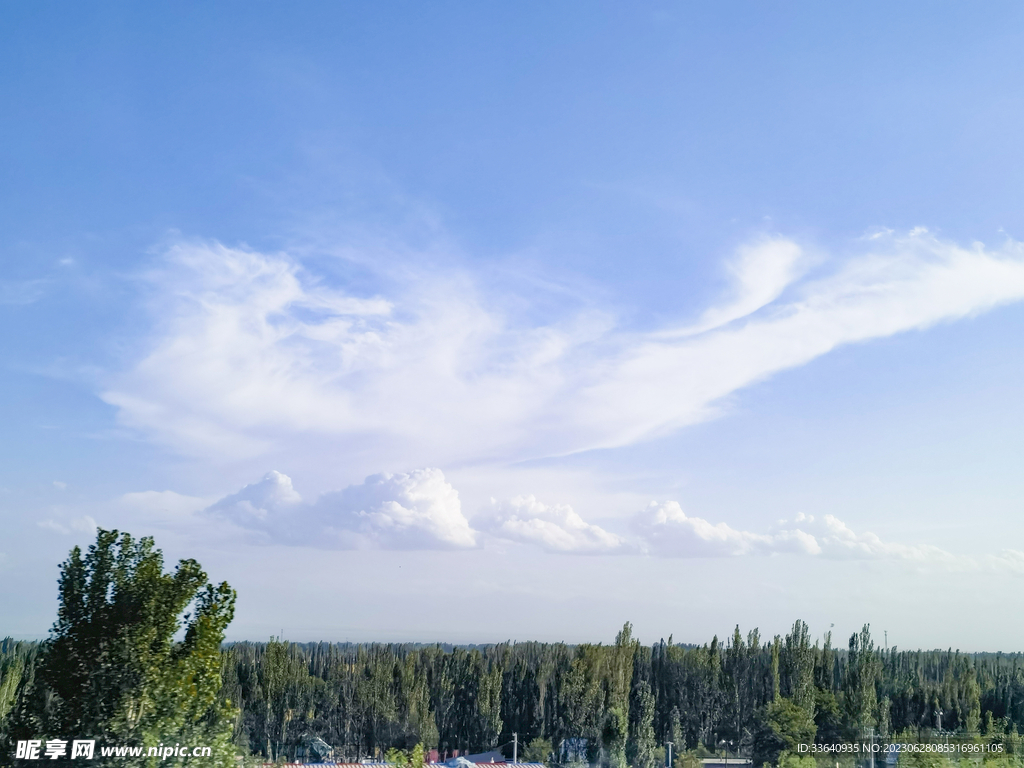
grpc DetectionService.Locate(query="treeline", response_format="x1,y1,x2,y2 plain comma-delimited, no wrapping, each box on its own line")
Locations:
6,622,1024,766
214,623,1024,765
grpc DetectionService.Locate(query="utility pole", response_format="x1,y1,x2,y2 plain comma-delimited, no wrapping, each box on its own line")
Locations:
513,733,518,763
666,742,673,768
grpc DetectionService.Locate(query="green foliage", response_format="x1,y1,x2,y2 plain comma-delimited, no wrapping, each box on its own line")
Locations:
842,625,881,737
0,656,23,725
783,622,815,714
753,697,816,767
674,750,704,768
7,529,237,767
769,698,817,751
524,737,554,763
386,742,426,768
8,609,1024,766
778,754,815,768
812,688,842,745
628,680,657,768
898,751,951,768
0,639,38,749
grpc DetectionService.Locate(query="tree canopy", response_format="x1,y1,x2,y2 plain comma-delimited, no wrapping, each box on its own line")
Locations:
4,529,237,767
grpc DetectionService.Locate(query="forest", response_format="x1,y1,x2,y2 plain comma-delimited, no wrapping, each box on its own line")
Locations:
6,621,1024,766
4,532,1024,767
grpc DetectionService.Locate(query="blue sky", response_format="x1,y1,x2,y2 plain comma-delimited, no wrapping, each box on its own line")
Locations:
4,1,1024,649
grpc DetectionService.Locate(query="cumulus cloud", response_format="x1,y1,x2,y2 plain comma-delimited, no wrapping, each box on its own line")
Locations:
453,489,996,569
790,513,965,564
632,501,820,557
206,470,302,527
204,468,477,550
101,230,1024,467
630,504,977,568
476,495,629,554
313,469,477,550
78,468,1024,574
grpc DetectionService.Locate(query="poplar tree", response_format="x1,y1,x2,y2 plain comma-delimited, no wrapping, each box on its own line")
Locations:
10,529,237,767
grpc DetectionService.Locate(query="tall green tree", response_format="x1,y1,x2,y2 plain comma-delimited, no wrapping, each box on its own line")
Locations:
842,625,880,738
604,623,638,768
10,529,237,767
627,680,657,768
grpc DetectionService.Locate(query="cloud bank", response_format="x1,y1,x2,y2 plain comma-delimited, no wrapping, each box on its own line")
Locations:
630,505,978,567
193,468,1022,574
102,230,1024,467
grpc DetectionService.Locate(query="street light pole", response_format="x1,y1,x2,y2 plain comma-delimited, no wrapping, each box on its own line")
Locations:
666,742,673,768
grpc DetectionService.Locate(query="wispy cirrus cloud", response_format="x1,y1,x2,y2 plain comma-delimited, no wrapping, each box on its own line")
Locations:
655,236,807,338
100,230,1024,468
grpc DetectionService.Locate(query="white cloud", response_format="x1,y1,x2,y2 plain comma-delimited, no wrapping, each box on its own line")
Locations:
476,495,629,554
204,468,478,551
313,469,477,550
791,513,966,564
571,231,1024,449
67,467,1024,575
658,237,807,337
630,505,975,568
206,470,302,527
632,501,820,557
52,481,67,490
101,230,1024,468
986,550,1024,575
